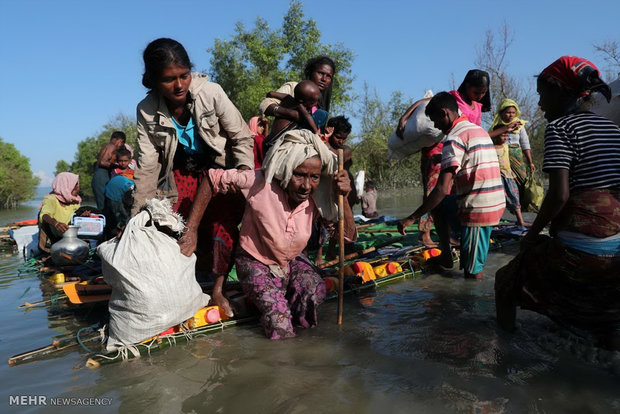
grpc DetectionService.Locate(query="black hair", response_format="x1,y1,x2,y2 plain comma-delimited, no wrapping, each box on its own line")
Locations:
115,147,131,159
365,180,376,190
304,56,336,112
326,115,352,134
425,92,459,117
110,131,126,141
142,38,193,89
457,69,492,112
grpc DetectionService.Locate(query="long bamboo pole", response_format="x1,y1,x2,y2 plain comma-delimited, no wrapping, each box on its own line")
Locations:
337,149,345,325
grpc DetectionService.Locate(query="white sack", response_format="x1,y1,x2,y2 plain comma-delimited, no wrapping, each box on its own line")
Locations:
98,199,210,351
388,91,444,160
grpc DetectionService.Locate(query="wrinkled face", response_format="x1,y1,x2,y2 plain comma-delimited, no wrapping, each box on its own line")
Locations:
156,63,191,107
286,157,322,207
465,84,488,102
427,109,452,134
309,64,334,91
71,182,80,197
329,130,349,149
500,106,517,123
116,155,131,170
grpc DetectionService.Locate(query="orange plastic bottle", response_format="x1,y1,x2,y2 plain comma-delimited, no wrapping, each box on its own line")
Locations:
350,262,376,282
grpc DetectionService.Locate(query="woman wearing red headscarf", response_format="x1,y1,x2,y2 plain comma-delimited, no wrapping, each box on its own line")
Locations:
495,56,620,350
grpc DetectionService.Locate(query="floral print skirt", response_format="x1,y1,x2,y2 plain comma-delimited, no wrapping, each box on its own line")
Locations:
235,250,326,340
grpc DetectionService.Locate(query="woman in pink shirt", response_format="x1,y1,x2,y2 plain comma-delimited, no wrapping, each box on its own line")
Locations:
179,130,356,339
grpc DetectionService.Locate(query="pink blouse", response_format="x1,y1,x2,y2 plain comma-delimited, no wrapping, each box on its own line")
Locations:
449,90,482,126
209,169,318,268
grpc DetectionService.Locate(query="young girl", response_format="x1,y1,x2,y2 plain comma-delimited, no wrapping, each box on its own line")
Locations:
179,130,356,339
132,38,254,316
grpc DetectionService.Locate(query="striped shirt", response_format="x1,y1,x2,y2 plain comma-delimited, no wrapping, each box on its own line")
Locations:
543,112,620,191
441,118,506,226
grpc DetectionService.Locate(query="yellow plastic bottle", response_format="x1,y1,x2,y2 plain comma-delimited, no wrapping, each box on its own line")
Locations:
50,272,65,284
373,262,403,277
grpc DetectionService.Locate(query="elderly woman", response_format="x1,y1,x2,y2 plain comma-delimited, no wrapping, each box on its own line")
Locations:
495,56,620,350
179,130,356,339
132,38,254,315
38,172,90,253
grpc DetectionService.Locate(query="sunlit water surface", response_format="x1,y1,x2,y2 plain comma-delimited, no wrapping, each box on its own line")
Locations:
1,188,619,414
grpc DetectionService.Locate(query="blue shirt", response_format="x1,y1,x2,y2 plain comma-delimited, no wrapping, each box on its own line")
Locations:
171,116,206,154
105,176,134,202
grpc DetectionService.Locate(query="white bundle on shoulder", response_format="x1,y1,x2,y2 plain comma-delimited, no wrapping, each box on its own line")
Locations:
388,90,445,160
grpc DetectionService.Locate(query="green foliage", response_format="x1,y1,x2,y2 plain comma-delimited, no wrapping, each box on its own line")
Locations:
207,0,355,119
0,137,40,209
351,85,421,188
54,160,71,176
62,114,137,200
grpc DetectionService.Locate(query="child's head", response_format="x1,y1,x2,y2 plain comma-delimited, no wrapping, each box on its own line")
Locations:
457,69,491,112
142,38,193,90
365,180,376,192
110,131,126,147
294,80,320,111
492,125,508,145
425,92,459,133
326,115,352,149
115,147,132,169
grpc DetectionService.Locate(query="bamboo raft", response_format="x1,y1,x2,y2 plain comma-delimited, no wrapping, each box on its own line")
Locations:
8,219,521,368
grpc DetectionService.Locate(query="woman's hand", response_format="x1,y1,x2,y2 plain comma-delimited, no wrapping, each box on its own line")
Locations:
506,121,523,132
210,292,234,318
397,216,416,235
80,209,91,217
54,220,69,233
529,163,536,173
333,170,351,195
178,228,198,257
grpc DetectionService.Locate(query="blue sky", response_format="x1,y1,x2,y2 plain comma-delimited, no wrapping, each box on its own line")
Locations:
2,0,619,187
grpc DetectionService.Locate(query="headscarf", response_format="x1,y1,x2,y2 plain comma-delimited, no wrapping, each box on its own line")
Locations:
262,129,338,221
248,116,260,136
52,172,82,204
539,56,611,102
489,98,529,133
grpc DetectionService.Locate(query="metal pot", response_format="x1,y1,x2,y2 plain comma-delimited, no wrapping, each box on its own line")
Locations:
50,226,90,266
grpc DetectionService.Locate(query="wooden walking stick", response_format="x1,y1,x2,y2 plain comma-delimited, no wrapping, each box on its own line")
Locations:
337,149,345,325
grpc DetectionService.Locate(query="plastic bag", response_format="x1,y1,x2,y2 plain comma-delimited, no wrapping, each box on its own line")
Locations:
387,91,444,160
522,172,544,213
98,199,210,350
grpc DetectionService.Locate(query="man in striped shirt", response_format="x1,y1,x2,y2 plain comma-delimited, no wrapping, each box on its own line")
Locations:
398,92,505,278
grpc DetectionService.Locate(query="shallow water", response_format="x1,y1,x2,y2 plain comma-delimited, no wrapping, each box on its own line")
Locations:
1,188,619,414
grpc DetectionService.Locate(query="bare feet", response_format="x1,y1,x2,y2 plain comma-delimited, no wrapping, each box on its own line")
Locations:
464,271,484,279
419,231,438,248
